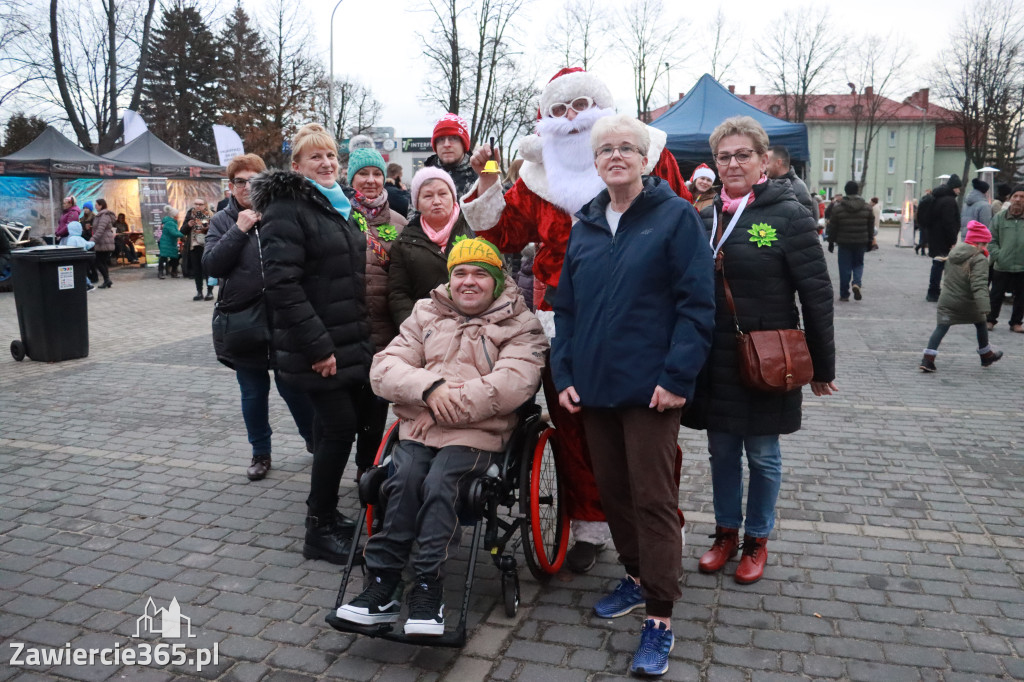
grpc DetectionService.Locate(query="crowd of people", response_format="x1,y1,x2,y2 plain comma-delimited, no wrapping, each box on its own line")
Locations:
191,67,841,678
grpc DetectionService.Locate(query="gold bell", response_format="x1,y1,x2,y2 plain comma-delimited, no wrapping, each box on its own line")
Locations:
482,159,500,174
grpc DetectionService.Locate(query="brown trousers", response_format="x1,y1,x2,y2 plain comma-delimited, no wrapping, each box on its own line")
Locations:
582,406,683,618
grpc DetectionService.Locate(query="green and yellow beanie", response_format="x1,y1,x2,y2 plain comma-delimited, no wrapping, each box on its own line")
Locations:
446,237,506,298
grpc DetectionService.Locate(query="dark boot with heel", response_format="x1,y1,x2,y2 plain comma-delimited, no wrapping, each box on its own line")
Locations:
980,349,1003,367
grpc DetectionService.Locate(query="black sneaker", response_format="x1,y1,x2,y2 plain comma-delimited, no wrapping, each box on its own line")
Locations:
566,540,603,573
404,578,445,636
335,573,402,625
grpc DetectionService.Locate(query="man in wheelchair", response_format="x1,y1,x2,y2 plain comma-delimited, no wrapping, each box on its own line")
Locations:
336,238,548,636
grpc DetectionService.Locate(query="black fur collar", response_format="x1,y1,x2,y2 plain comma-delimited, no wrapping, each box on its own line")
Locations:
248,169,317,213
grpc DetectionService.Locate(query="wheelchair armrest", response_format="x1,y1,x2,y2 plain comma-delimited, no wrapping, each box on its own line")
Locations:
358,464,390,507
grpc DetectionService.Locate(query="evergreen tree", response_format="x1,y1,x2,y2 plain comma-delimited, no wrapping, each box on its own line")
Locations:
139,1,220,162
1,112,48,155
215,3,274,160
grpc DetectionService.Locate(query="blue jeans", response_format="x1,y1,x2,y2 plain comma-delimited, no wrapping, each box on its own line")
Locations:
235,366,315,457
707,431,782,538
837,245,865,299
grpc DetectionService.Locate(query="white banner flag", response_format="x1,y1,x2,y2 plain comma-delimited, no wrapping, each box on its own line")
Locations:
212,125,244,167
123,110,148,143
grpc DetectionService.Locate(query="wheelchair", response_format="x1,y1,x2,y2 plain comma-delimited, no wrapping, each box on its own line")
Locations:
324,402,569,647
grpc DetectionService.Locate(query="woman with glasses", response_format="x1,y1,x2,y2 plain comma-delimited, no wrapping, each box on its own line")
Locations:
683,116,837,585
203,153,315,483
181,198,214,300
552,114,715,678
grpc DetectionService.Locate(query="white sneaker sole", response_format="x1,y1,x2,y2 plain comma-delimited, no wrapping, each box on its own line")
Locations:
335,604,399,625
403,619,444,636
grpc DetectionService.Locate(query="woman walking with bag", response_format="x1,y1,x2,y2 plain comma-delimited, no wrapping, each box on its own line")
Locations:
683,116,837,585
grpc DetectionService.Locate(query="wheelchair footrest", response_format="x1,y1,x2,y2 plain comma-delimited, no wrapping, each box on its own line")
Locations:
325,612,467,648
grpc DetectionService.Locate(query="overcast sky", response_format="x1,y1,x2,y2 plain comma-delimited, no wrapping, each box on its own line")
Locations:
317,0,969,139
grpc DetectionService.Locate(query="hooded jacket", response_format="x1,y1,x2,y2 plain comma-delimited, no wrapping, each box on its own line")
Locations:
929,185,961,257
960,189,993,238
683,179,835,436
250,169,373,392
552,176,716,407
91,209,117,252
423,153,478,199
826,195,874,247
371,284,548,452
159,216,183,258
937,242,990,325
64,222,94,250
56,205,80,240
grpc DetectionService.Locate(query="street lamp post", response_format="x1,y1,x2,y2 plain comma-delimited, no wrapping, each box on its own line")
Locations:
328,0,344,135
665,62,670,108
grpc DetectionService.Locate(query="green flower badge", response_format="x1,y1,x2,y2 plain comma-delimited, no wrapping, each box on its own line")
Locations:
452,234,468,245
377,224,397,242
353,212,368,233
748,222,778,247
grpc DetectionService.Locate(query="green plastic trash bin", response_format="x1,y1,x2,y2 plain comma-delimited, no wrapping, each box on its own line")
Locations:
9,246,93,362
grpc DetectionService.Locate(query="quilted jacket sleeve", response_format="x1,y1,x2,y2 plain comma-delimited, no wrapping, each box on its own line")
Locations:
784,207,836,382
370,301,443,405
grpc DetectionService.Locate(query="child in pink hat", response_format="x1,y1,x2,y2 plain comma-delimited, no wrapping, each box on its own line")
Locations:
919,220,1002,372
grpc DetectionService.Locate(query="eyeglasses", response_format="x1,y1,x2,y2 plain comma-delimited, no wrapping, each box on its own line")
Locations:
595,144,641,159
548,96,594,118
715,149,757,166
230,177,253,187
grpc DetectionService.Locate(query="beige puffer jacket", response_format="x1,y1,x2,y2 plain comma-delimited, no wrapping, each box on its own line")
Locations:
362,206,408,352
370,284,548,452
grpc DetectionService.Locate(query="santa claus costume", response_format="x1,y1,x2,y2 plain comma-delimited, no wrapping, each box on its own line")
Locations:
462,67,690,572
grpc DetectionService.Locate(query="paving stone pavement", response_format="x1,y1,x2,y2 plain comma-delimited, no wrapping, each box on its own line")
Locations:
0,229,1022,681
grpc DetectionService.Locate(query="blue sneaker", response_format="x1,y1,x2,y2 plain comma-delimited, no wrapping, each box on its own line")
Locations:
593,575,644,618
630,618,674,676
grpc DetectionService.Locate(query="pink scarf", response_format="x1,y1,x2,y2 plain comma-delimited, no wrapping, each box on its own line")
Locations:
421,204,461,249
720,174,768,214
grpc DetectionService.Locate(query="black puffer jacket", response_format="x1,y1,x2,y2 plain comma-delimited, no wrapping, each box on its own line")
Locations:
928,184,961,257
424,153,478,198
683,179,835,436
249,170,373,392
826,195,874,247
203,196,268,370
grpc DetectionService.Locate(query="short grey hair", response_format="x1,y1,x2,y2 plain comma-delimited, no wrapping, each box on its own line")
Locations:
591,114,650,156
709,116,769,155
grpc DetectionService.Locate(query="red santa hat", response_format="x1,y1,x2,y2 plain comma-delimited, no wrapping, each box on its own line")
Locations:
432,113,471,153
690,163,715,183
538,67,614,119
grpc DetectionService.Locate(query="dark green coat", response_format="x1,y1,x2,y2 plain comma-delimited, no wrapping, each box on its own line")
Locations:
387,213,473,327
989,209,1024,273
937,243,990,325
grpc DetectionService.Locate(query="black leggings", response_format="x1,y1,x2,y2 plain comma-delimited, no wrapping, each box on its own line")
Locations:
306,385,361,518
94,251,111,284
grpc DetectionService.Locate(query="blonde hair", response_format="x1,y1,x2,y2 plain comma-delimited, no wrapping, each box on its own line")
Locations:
709,116,769,155
290,123,338,163
590,114,650,156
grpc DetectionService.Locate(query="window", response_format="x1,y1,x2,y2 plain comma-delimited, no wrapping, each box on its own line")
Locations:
822,149,835,181
889,130,897,147
855,151,864,182
888,157,896,174
770,104,781,115
824,104,836,115
886,187,894,203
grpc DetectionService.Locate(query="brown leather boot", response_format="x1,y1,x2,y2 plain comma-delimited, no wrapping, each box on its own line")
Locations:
734,535,768,584
698,526,739,574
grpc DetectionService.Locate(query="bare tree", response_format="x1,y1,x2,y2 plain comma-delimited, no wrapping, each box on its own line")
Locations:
543,0,610,71
754,6,846,122
845,33,911,191
487,70,540,171
0,0,37,109
38,0,155,152
419,0,466,115
258,0,323,167
704,8,739,82
312,77,383,140
615,0,684,123
937,0,1024,185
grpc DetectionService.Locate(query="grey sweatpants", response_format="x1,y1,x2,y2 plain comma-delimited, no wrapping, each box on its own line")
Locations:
363,440,499,581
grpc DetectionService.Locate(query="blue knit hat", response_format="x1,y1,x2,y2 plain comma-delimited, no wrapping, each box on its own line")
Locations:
82,201,94,211
346,147,387,185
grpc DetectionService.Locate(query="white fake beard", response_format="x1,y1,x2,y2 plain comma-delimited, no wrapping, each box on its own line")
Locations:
536,106,615,215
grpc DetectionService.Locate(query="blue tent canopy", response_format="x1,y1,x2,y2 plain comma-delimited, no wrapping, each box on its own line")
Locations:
650,74,809,163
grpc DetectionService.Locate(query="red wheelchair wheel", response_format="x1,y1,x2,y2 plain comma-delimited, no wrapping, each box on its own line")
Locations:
520,426,568,581
365,420,400,537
